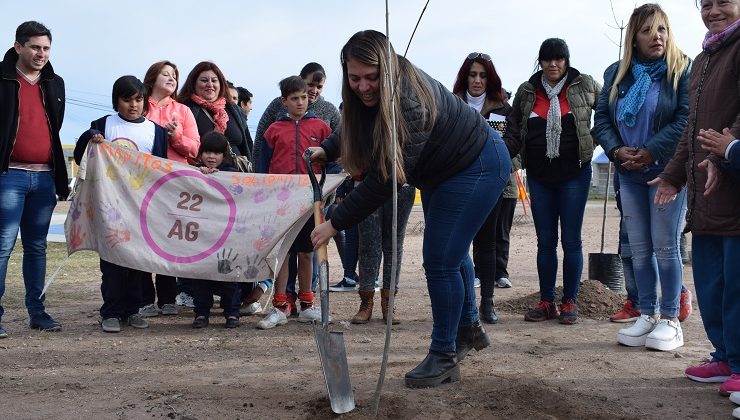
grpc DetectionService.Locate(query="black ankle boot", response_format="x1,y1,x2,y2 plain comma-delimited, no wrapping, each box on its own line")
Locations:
404,351,460,388
479,296,499,324
456,320,491,361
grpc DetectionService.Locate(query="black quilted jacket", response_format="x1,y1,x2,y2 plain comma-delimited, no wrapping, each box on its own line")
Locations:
323,60,490,231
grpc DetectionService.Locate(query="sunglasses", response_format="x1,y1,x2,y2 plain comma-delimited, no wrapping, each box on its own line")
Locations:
467,52,492,61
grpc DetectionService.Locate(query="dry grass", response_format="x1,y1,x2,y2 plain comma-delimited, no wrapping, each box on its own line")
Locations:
4,242,101,306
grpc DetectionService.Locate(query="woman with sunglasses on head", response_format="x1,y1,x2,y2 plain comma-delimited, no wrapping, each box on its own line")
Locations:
504,38,601,325
593,4,691,351
308,30,510,388
452,52,517,324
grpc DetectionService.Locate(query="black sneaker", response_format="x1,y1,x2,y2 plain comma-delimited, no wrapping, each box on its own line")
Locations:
225,316,240,329
29,312,62,331
192,316,209,328
524,300,559,322
558,299,578,325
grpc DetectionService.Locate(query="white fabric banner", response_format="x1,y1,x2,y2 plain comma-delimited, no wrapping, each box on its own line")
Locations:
66,142,343,282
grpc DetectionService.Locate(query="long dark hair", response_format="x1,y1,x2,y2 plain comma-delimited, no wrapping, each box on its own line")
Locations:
452,54,504,103
177,61,232,104
339,30,436,183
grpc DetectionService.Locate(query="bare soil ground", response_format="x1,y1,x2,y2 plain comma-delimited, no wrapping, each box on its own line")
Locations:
0,201,736,419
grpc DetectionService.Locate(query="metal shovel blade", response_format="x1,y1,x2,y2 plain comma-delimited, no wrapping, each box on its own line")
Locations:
314,324,355,414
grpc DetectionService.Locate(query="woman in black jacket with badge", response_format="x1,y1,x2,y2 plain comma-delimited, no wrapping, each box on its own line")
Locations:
308,30,510,388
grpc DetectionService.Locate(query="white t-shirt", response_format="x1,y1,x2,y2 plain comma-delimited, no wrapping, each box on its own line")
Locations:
104,113,155,154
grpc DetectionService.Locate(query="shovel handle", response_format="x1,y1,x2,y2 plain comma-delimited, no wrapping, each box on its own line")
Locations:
304,150,330,326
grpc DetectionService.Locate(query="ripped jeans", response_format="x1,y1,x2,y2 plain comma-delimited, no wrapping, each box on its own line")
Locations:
618,170,686,318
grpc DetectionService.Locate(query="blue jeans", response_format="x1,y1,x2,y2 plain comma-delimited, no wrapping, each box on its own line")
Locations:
528,165,591,303
343,225,359,280
421,132,509,353
0,169,57,321
618,171,686,318
614,173,638,304
692,234,740,373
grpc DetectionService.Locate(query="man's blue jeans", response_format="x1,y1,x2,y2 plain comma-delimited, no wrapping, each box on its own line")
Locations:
692,234,740,373
618,171,686,318
527,165,591,304
421,133,509,353
0,169,57,321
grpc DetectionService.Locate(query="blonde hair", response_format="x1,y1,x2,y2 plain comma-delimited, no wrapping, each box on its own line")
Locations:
339,30,436,184
609,3,689,102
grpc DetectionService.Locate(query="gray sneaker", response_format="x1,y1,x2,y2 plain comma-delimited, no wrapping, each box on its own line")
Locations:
495,277,512,288
0,326,7,338
127,314,149,329
138,304,159,317
160,303,178,315
101,317,121,333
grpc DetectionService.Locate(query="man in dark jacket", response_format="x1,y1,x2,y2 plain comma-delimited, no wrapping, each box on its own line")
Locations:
0,21,68,338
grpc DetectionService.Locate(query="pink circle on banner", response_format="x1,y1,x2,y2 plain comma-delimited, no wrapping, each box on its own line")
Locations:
140,169,236,263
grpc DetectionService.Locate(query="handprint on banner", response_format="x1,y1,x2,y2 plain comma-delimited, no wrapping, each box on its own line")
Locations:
70,199,82,221
105,165,120,180
234,212,249,234
277,182,293,202
105,226,131,248
100,201,122,223
259,216,277,240
69,224,87,249
243,255,260,279
129,166,150,190
229,184,244,195
253,190,268,204
86,203,94,222
276,202,289,216
253,237,269,252
217,248,242,274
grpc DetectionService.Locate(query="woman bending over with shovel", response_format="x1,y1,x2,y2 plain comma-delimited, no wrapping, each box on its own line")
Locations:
308,29,510,388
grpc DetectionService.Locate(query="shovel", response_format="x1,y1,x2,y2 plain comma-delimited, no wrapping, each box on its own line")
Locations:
304,151,355,414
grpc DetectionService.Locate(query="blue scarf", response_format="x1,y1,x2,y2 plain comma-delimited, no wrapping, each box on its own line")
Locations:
617,59,666,127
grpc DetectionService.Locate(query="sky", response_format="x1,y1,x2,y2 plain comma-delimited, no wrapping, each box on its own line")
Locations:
2,0,708,145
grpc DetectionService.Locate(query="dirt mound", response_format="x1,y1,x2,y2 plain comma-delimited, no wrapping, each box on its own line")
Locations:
498,279,625,320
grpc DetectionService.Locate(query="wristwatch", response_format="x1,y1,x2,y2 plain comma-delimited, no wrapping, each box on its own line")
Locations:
611,146,623,161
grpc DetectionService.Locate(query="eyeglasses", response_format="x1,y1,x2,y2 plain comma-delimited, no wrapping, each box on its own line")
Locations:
467,52,492,61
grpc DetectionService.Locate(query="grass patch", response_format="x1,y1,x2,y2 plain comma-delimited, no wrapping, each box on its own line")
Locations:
4,242,101,306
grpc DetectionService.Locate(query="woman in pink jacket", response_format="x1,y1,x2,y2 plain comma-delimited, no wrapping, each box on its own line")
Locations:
139,60,201,316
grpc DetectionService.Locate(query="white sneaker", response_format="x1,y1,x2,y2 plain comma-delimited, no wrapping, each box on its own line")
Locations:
474,278,481,288
298,306,322,323
496,277,513,288
734,406,740,420
645,318,684,351
176,292,194,308
617,315,657,347
256,308,287,329
731,392,740,405
241,302,263,315
138,304,159,317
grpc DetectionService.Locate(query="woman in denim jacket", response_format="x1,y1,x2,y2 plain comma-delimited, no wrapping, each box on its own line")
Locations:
592,4,690,351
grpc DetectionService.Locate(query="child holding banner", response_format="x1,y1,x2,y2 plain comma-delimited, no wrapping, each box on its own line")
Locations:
256,76,332,329
188,132,242,329
73,75,168,333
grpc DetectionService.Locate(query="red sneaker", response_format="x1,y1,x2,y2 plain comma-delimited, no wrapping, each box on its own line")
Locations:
558,299,578,325
524,300,559,322
685,361,731,383
679,288,693,322
610,299,641,323
720,374,740,396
